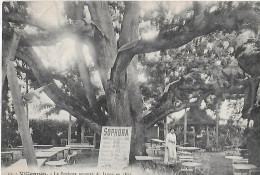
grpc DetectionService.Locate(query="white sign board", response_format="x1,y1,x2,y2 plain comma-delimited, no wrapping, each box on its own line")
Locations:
98,126,132,168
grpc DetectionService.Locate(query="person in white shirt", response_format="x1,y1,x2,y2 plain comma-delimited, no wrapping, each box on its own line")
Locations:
164,128,177,164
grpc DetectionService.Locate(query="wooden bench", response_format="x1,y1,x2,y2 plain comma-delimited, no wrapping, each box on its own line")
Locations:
178,151,193,156
1,151,14,163
179,158,194,163
1,158,47,173
150,139,165,147
35,151,58,161
66,144,94,154
147,146,162,155
45,160,67,167
41,147,71,159
58,152,78,165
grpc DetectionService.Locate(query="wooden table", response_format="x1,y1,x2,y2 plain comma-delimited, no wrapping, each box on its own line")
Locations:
35,151,58,161
178,151,193,156
1,151,14,162
182,162,201,174
66,144,94,148
178,147,200,152
44,147,70,151
179,156,194,159
147,145,165,155
51,147,71,158
225,156,243,160
238,149,247,151
66,144,94,151
17,145,53,149
66,144,94,155
232,164,257,175
179,155,194,163
41,147,71,159
135,156,162,161
45,161,67,167
182,162,201,167
150,139,165,146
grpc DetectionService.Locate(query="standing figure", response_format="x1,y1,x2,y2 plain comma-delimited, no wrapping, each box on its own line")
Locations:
164,128,177,164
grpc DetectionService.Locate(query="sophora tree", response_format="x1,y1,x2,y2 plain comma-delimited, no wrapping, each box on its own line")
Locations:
2,1,260,161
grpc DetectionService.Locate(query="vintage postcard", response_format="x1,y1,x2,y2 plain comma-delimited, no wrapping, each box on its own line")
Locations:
1,1,260,175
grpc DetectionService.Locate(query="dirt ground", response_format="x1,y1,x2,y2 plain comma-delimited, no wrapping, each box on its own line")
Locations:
0,151,239,175
203,152,233,175
71,151,234,175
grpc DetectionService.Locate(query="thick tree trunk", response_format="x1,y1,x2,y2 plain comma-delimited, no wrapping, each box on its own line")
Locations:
87,2,117,90
127,57,146,159
88,2,145,159
111,2,145,159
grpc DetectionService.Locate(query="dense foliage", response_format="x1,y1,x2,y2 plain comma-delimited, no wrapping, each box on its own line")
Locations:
2,1,260,163
29,119,76,146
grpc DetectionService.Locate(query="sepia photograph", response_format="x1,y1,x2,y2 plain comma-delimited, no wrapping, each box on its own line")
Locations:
1,1,260,175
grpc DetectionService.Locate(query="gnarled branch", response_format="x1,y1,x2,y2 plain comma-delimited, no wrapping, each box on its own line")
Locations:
16,47,102,134
111,2,260,87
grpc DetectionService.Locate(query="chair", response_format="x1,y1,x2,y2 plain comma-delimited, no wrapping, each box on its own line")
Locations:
179,158,194,163
153,161,167,174
178,151,193,156
62,153,78,165
197,165,210,175
233,147,241,156
179,167,193,175
225,150,235,156
60,139,68,146
249,168,260,175
71,139,77,143
233,170,248,175
149,146,161,156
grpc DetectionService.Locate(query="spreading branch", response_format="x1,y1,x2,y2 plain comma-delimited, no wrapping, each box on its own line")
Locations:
111,2,260,86
143,90,213,130
142,77,247,130
16,47,102,134
87,1,118,90
110,1,140,90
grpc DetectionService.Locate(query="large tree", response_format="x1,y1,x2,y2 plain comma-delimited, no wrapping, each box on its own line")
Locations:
2,1,260,162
